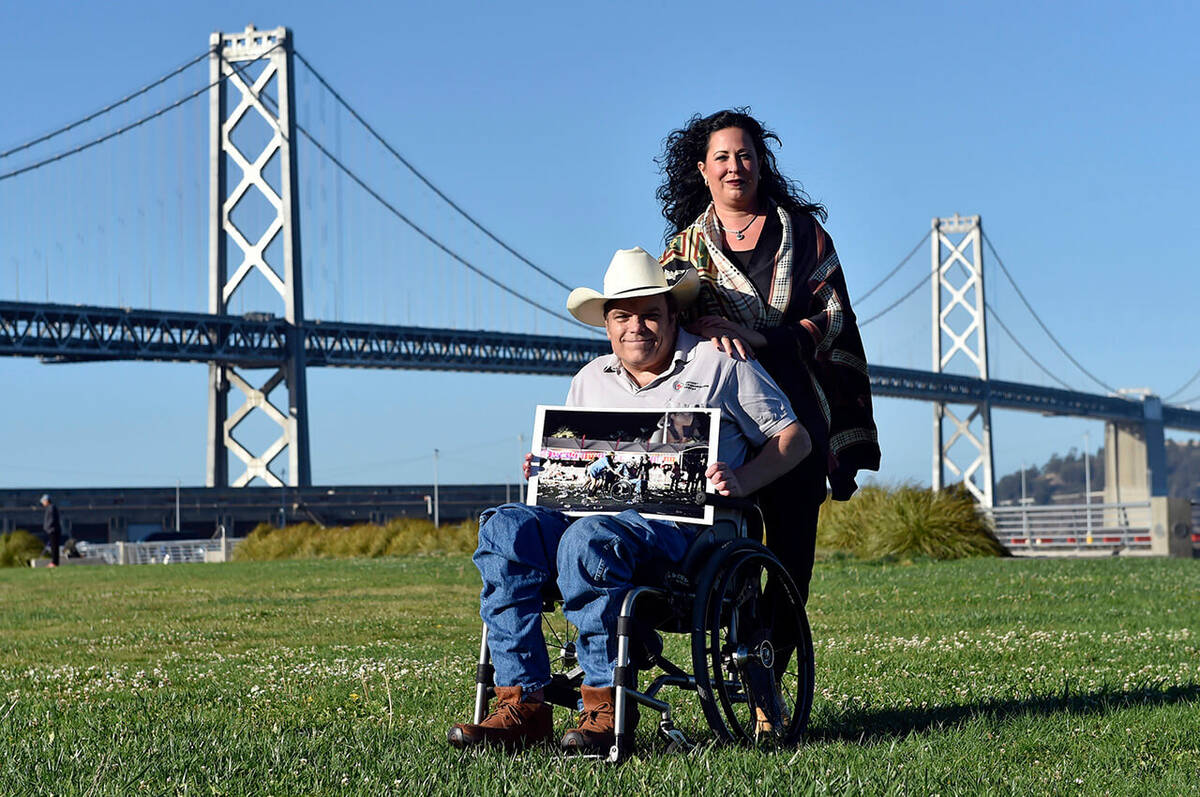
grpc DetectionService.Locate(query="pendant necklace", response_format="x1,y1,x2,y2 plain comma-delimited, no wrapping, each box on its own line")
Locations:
725,213,758,241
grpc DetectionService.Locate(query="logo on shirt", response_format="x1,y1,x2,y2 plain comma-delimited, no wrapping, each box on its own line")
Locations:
673,380,708,392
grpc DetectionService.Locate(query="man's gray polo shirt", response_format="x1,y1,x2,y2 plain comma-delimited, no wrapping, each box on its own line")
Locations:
565,330,798,469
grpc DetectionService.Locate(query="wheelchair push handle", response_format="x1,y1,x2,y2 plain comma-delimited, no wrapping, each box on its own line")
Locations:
693,491,757,512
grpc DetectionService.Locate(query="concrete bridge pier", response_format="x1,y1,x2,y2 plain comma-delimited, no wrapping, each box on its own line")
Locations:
107,516,128,543
1103,394,1192,556
1103,394,1167,504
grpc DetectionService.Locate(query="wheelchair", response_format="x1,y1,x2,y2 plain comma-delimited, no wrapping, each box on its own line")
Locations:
470,493,814,762
608,476,646,502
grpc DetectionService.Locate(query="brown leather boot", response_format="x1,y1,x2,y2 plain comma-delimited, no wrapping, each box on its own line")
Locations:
447,686,553,749
560,685,637,754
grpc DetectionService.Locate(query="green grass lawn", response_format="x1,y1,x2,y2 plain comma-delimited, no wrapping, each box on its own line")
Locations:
1,555,1197,795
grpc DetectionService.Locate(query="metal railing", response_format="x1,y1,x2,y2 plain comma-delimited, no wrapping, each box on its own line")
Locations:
987,501,1153,554
77,538,241,565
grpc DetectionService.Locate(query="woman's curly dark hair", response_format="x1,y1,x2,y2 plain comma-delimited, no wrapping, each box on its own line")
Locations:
655,108,826,242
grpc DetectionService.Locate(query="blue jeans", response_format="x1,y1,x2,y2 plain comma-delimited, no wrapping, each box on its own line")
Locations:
474,503,693,689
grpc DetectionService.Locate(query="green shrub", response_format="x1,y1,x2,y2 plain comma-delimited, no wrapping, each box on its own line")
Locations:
236,486,1006,564
0,529,44,567
232,517,479,561
817,483,1007,561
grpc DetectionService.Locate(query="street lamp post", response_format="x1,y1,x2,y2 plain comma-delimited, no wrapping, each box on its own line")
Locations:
517,434,525,503
1083,433,1093,543
1020,463,1028,538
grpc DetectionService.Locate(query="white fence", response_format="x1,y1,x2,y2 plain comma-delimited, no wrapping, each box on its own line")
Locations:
987,501,1155,555
77,538,242,565
1193,501,1200,553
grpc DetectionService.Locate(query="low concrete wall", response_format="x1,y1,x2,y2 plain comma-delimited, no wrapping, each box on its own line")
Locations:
1149,497,1194,557
29,557,104,567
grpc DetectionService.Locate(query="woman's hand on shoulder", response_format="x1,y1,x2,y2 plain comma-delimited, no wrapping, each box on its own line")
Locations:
684,315,765,361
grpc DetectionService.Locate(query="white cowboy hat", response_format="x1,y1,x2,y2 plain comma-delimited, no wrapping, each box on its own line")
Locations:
566,247,700,327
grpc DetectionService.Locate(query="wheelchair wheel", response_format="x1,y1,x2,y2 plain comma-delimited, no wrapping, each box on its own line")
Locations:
610,481,635,502
691,545,813,746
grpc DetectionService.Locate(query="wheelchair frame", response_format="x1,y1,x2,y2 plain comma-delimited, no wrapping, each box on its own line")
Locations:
471,496,814,762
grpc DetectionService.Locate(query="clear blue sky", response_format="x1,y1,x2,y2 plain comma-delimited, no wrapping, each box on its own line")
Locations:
2,0,1198,489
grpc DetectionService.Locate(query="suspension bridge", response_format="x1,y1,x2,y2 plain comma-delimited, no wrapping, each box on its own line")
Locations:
2,25,1198,536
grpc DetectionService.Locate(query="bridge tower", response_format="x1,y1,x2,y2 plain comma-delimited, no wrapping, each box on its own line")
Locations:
206,25,310,487
930,214,995,506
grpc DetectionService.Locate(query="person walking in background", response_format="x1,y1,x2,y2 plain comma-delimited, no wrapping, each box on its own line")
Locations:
40,494,61,568
656,109,880,604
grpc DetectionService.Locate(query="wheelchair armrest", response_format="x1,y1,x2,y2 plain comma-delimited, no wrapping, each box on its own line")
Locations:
693,492,763,543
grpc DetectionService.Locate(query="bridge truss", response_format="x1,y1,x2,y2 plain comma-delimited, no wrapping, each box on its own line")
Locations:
5,300,1198,433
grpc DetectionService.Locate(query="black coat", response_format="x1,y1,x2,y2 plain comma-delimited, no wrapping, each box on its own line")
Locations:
42,503,61,537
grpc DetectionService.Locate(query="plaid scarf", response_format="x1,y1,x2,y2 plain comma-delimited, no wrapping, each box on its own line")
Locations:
660,203,880,499
695,203,795,329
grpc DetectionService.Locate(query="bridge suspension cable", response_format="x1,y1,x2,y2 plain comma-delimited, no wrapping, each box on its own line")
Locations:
1165,365,1200,402
982,231,1118,395
856,230,931,303
294,123,590,328
984,301,1074,390
858,269,928,327
0,49,210,161
292,50,573,293
856,232,1089,392
0,41,589,330
0,44,282,184
226,66,592,329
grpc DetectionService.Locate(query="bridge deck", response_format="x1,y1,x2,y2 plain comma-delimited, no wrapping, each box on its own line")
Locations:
3,300,1197,430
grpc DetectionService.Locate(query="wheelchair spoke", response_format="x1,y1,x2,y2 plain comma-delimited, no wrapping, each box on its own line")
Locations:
542,615,566,648
542,610,579,670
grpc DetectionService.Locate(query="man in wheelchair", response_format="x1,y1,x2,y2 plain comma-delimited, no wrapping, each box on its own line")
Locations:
448,248,811,754
613,458,646,502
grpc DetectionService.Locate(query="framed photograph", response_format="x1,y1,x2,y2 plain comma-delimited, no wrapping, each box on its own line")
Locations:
526,405,720,525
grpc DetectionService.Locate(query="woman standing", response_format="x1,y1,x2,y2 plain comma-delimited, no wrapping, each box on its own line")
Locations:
657,109,880,602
